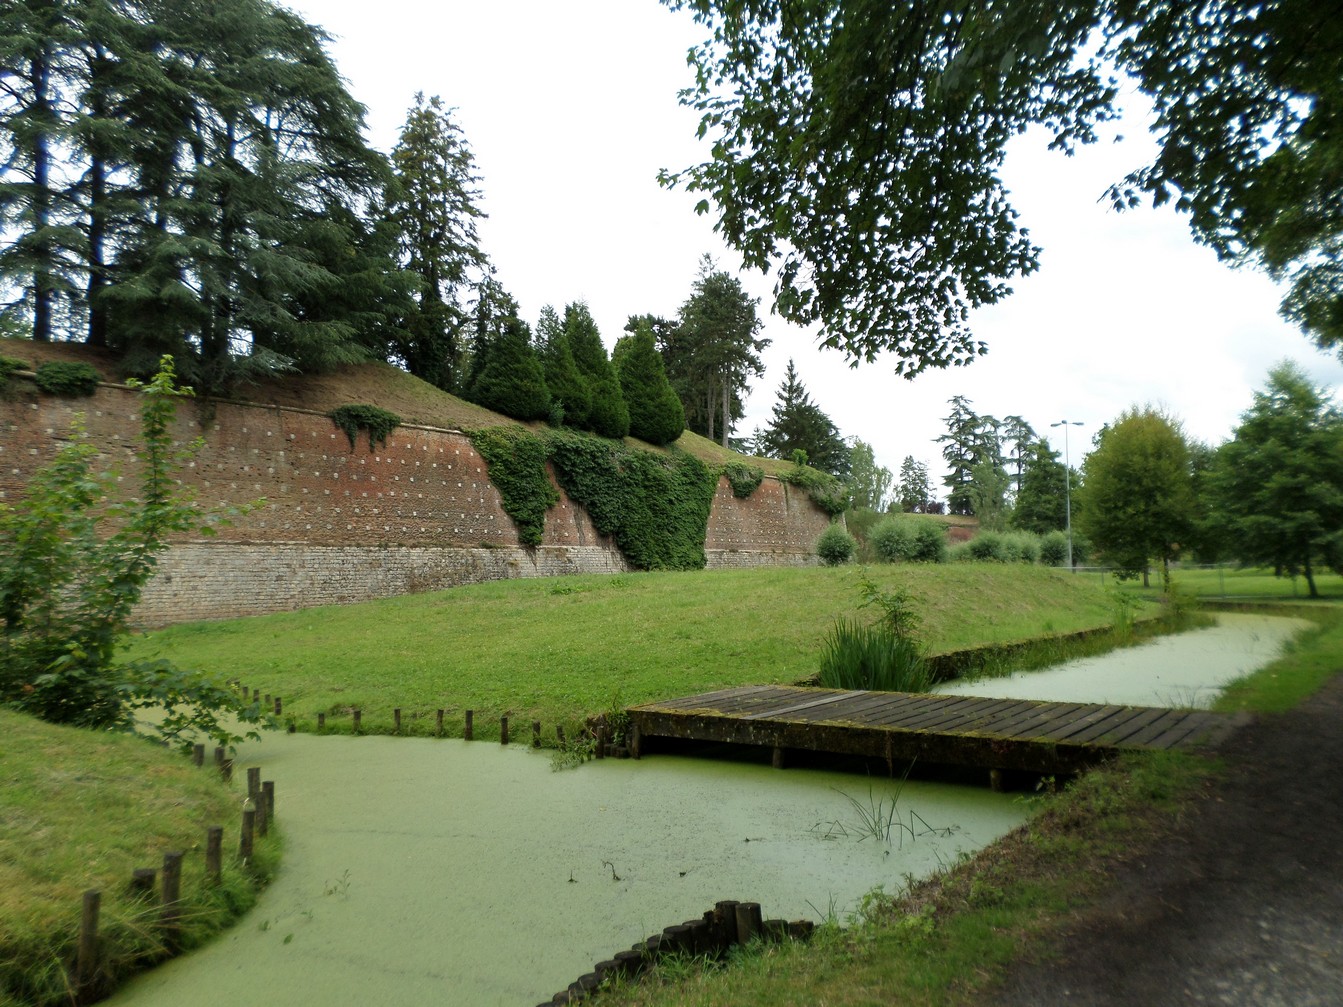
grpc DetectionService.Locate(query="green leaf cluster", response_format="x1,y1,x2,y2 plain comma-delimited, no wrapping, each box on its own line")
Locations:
662,0,1343,368
0,356,264,749
779,461,850,518
722,462,764,498
548,431,717,570
33,361,100,397
468,427,560,547
816,523,856,565
468,426,718,570
329,404,402,451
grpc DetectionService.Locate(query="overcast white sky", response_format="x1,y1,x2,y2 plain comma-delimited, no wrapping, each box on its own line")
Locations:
290,0,1343,491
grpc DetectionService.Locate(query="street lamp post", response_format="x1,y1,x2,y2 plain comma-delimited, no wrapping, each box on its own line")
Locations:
1051,420,1084,570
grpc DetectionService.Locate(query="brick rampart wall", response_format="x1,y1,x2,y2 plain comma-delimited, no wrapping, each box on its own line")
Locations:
1,381,830,624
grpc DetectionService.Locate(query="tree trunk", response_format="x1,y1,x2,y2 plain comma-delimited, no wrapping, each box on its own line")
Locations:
720,372,730,448
1304,551,1318,599
31,46,54,343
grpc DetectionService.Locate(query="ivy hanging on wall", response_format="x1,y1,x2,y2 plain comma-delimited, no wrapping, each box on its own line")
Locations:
467,427,560,548
722,461,765,498
466,427,719,570
777,462,850,517
330,404,401,451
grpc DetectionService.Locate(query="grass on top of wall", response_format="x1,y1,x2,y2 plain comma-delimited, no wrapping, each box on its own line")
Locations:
122,565,1141,741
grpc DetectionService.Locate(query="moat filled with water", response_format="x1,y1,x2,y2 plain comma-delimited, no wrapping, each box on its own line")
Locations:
107,612,1307,1005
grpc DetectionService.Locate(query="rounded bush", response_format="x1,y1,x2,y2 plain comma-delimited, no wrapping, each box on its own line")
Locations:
816,523,856,565
967,531,1007,562
911,520,948,563
1040,530,1069,567
870,517,917,562
948,541,976,563
1002,532,1041,564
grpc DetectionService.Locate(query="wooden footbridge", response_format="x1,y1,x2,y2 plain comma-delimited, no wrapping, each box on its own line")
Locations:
626,685,1248,785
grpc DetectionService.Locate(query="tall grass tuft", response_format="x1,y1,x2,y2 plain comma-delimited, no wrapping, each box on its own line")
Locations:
818,618,932,692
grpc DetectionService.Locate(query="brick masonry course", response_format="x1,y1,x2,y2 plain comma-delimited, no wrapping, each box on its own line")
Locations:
1,379,832,625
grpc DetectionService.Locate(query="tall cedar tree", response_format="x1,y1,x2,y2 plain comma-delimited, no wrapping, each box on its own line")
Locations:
564,302,629,439
386,93,489,393
614,322,686,446
1210,362,1343,598
537,304,591,428
0,0,405,389
662,1,1343,370
938,396,1002,516
668,256,769,446
756,359,849,477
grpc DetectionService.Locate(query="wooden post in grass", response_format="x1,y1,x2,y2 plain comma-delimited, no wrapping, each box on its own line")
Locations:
532,721,541,748
465,710,474,740
191,743,204,767
595,727,605,759
263,780,275,822
256,783,269,837
735,902,762,943
240,807,255,859
274,696,282,716
500,716,509,746
206,827,223,885
317,712,326,732
435,709,444,737
353,709,362,734
394,708,401,734
161,852,183,950
76,890,100,1004
213,747,226,777
556,725,566,745
246,766,260,800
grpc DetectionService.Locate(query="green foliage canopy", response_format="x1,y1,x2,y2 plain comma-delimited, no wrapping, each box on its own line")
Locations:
1209,361,1343,598
386,93,491,393
661,0,1343,369
1077,406,1196,587
756,358,849,478
614,323,686,446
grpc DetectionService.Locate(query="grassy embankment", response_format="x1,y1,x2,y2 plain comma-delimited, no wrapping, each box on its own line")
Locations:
0,714,280,1007
120,564,1142,740
583,599,1343,1006
6,563,1130,1005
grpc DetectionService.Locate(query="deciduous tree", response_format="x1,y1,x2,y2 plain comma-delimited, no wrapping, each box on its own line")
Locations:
661,0,1343,369
1077,406,1196,588
847,437,892,511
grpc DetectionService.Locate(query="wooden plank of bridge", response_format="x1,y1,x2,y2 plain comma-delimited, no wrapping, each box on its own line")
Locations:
627,686,1247,778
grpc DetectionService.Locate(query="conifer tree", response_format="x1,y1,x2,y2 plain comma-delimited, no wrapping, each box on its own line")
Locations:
386,93,490,392
537,304,590,428
564,301,629,439
614,322,685,446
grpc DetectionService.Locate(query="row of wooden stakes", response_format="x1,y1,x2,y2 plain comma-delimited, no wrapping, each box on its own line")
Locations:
538,899,814,1005
228,681,635,756
72,759,276,1005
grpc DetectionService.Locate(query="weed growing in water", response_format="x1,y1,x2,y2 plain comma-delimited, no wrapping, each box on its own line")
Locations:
323,869,351,898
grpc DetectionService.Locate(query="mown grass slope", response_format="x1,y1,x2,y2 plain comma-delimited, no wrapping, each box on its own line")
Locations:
122,565,1137,738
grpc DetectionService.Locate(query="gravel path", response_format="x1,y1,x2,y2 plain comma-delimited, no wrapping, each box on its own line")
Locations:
989,673,1343,1005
